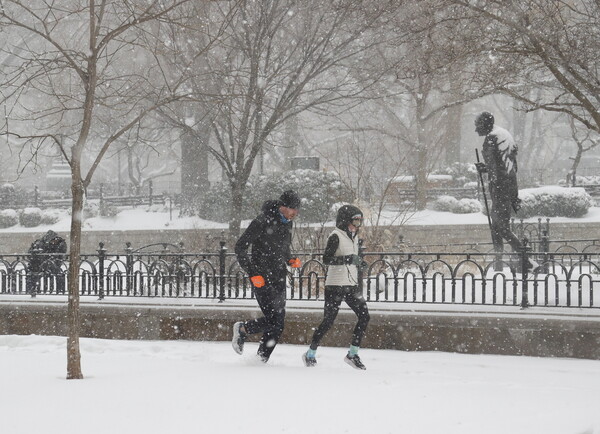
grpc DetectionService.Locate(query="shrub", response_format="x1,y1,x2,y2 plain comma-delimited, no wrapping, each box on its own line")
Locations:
40,209,62,225
431,195,481,214
515,186,592,218
19,207,42,227
0,209,18,228
431,195,459,212
99,202,118,218
198,170,353,223
453,198,482,214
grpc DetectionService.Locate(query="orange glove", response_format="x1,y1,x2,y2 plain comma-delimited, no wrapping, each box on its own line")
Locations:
250,275,265,288
289,258,302,268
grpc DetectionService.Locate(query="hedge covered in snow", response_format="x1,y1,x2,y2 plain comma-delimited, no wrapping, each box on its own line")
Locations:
515,186,592,218
0,209,19,228
434,186,592,217
431,196,482,214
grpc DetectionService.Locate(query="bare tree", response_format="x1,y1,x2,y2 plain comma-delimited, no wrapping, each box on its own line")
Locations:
186,0,397,241
332,1,495,210
0,0,197,379
566,117,600,185
450,0,600,134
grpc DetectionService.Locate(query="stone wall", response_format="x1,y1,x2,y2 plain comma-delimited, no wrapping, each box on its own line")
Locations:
1,300,599,360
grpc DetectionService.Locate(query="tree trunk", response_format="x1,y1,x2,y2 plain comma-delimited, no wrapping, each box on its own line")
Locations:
181,124,211,214
444,104,463,166
414,145,428,210
228,182,245,245
414,98,429,210
66,166,84,380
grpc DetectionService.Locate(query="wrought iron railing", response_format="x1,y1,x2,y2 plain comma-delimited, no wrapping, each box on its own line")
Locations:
1,241,599,309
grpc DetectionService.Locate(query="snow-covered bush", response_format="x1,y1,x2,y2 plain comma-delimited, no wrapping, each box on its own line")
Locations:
431,196,481,214
40,209,62,225
99,202,118,218
0,209,18,228
453,198,482,214
19,207,42,227
199,169,353,223
82,202,99,219
515,186,592,218
76,201,119,219
431,195,458,212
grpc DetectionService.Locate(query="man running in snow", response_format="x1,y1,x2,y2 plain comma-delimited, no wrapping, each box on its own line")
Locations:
302,205,370,370
474,111,524,257
231,190,302,363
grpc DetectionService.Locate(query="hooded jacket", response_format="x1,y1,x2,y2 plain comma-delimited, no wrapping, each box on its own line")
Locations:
235,200,293,284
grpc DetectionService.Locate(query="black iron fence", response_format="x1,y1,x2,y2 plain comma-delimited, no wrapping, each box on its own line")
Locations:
1,240,600,309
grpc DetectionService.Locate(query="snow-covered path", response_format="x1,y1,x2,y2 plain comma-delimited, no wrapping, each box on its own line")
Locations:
0,335,598,434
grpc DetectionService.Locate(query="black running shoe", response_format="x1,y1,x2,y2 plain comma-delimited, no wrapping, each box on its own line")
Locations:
232,321,246,355
344,354,366,370
302,352,317,367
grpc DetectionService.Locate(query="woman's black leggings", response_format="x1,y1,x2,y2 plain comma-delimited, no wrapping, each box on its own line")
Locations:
310,285,370,350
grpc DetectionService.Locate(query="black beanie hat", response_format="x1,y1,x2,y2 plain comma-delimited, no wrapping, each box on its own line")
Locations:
279,190,301,209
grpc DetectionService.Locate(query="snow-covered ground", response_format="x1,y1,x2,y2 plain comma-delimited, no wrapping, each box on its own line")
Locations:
3,205,600,234
2,207,600,434
1,334,599,434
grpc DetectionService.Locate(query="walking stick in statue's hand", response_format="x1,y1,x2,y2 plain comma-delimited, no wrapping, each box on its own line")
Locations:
475,148,493,241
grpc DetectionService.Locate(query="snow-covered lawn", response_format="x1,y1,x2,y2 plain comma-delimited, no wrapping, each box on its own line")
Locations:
1,335,599,434
4,206,600,234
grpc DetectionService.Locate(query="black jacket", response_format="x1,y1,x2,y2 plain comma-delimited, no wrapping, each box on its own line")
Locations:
235,200,293,283
28,230,67,271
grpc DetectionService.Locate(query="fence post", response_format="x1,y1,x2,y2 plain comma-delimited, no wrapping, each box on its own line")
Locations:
34,185,39,207
27,247,42,297
98,242,106,300
218,239,227,302
358,238,365,293
125,242,133,294
520,237,530,309
99,183,104,210
540,229,549,273
149,180,153,206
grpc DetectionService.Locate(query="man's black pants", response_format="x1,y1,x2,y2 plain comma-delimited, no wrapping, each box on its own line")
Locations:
310,285,370,351
244,280,286,360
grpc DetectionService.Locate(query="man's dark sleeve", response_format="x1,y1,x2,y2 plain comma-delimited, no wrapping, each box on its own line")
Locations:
235,219,262,276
